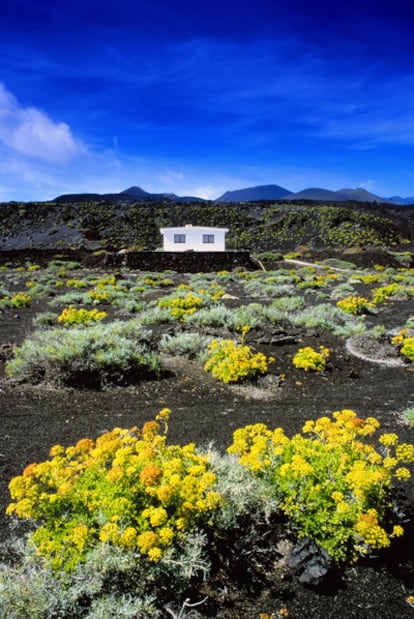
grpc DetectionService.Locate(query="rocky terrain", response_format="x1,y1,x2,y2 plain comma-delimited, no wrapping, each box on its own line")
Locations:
0,199,413,617
0,242,412,616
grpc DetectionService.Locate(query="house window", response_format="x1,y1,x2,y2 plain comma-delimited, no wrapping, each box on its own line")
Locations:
203,234,215,244
174,234,186,243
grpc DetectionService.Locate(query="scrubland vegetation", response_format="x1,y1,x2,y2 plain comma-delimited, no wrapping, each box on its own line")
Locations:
0,252,413,617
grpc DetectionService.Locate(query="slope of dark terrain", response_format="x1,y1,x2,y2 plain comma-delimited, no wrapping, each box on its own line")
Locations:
0,199,413,255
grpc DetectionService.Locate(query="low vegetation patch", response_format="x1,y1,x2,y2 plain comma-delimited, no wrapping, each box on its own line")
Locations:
6,409,221,570
6,320,161,388
57,305,107,326
228,409,414,563
292,345,330,372
2,409,412,616
392,328,414,362
204,327,274,383
336,295,376,315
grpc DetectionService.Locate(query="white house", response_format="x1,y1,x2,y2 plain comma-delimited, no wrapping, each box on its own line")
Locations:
159,224,229,252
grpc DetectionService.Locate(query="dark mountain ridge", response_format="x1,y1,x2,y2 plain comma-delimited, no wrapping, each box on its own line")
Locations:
216,184,292,202
54,184,414,206
56,186,205,204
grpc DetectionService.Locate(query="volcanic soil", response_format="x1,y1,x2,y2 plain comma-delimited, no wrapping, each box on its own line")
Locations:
0,264,413,618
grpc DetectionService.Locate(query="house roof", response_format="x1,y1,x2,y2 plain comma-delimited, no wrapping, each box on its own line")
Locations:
160,225,229,233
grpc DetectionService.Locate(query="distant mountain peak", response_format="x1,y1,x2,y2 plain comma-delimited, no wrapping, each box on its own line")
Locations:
120,186,150,197
217,184,292,202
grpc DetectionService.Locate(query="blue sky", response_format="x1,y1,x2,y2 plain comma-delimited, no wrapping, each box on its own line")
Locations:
1,0,414,201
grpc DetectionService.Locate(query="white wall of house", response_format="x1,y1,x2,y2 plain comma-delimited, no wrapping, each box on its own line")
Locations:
160,225,229,251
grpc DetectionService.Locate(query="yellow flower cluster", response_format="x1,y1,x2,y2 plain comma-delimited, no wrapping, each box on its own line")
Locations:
227,409,414,563
65,278,88,288
228,424,289,471
302,409,381,443
10,291,33,308
57,305,107,326
354,509,403,549
337,296,375,315
7,409,221,570
91,274,117,287
292,345,330,372
158,291,204,319
87,289,112,303
158,283,224,320
392,329,414,362
357,273,383,284
204,338,274,383
371,283,404,304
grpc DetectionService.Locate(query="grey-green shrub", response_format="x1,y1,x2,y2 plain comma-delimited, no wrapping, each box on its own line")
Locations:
159,332,213,360
291,303,366,338
270,295,305,311
243,279,294,299
185,305,234,329
32,311,58,326
0,449,278,618
6,320,161,387
402,408,414,427
330,283,356,300
49,291,89,306
138,305,174,325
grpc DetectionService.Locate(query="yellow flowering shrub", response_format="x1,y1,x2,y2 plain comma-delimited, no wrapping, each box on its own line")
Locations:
10,291,32,308
158,291,203,320
371,283,405,305
392,329,414,362
336,296,375,315
87,289,112,303
157,283,224,321
57,305,107,326
204,329,274,383
292,345,330,372
228,410,413,562
400,337,414,362
65,278,88,288
6,409,221,570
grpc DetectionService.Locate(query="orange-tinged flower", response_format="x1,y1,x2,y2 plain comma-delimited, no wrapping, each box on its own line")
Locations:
142,421,160,440
23,463,37,477
75,438,94,453
139,463,163,486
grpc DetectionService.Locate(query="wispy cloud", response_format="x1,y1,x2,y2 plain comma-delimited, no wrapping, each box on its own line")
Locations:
0,83,87,163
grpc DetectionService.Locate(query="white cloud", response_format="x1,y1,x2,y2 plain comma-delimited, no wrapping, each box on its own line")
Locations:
0,83,87,163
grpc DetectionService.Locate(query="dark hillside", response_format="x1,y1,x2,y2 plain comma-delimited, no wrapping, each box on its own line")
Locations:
0,200,413,256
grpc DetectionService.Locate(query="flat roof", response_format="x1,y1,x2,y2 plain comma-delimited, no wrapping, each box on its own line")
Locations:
160,225,229,233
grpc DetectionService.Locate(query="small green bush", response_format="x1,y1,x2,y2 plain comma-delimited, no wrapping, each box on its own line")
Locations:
228,410,414,563
6,409,221,570
293,345,330,372
57,305,107,326
392,329,414,362
6,320,161,387
401,408,414,427
159,331,212,360
204,328,274,383
10,292,32,308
